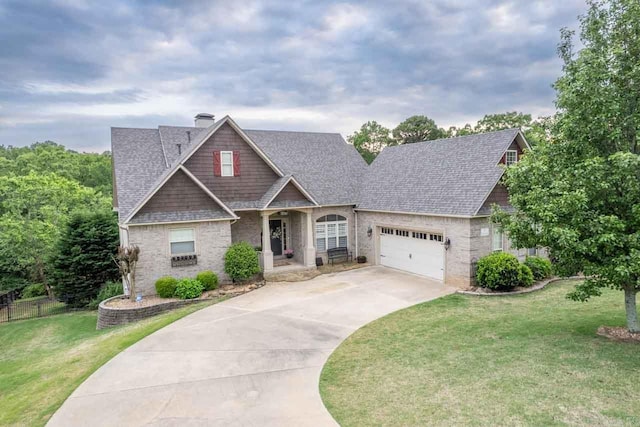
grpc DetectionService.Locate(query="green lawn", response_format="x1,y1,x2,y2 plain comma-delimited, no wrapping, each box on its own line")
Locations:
320,281,640,426
0,301,217,426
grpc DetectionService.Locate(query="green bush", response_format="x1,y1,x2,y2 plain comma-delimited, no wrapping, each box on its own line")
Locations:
524,256,553,281
87,281,123,309
21,283,47,299
224,242,261,281
196,270,218,291
174,278,204,299
476,252,521,290
518,264,534,287
155,276,178,298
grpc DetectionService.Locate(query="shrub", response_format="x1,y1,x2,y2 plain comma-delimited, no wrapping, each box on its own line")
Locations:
225,242,261,281
524,256,553,281
518,264,534,287
196,270,218,291
155,276,178,298
51,209,120,307
87,281,123,309
21,283,47,299
174,278,204,299
476,252,521,290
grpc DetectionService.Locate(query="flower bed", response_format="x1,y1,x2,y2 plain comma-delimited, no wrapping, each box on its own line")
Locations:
458,276,582,296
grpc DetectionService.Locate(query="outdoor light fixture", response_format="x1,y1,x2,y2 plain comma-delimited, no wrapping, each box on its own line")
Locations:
367,226,373,237
444,237,451,250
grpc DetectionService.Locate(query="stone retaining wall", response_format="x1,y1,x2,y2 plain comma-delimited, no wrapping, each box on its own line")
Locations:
97,296,205,329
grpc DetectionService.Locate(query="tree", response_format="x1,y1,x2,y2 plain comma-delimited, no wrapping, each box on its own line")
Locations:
474,112,533,134
392,115,446,144
51,209,120,307
493,0,640,333
348,121,395,164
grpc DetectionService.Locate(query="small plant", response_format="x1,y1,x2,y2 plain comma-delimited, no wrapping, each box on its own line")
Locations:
87,281,123,309
155,276,178,298
284,249,294,258
196,270,219,291
21,283,47,299
225,242,261,281
174,278,204,299
356,255,367,263
524,256,553,281
476,252,521,290
518,264,534,287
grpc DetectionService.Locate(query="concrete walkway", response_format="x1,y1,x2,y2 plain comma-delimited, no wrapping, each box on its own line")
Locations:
48,266,455,427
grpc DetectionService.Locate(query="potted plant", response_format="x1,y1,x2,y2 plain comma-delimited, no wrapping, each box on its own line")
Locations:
356,255,367,263
284,249,294,259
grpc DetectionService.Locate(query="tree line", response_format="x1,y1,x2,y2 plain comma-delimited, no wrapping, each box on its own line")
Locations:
348,112,553,163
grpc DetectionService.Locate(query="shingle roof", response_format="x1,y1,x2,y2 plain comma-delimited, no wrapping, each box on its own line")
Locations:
129,209,232,225
244,130,367,206
357,128,520,216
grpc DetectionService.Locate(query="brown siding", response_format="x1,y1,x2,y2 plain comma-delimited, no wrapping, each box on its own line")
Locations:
480,183,510,211
271,182,308,203
499,140,525,164
137,169,224,214
184,123,279,201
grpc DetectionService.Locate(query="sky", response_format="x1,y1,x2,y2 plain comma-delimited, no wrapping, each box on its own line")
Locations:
0,0,587,152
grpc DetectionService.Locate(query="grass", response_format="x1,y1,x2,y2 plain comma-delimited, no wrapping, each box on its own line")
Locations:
320,280,640,426
0,300,218,427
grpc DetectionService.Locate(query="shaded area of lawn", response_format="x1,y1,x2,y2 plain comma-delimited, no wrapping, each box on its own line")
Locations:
320,281,640,426
0,301,218,426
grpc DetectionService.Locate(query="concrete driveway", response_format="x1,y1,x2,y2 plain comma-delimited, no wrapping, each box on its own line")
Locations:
48,266,455,427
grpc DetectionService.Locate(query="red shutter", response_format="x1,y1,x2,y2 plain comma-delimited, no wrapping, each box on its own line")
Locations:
213,151,221,176
233,151,240,176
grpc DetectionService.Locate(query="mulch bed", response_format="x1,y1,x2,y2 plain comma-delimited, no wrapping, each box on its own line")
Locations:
597,326,640,343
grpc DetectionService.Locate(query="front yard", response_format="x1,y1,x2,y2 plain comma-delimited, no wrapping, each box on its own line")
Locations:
320,280,640,426
0,302,216,426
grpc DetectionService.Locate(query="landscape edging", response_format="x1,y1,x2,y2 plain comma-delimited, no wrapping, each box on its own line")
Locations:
457,276,583,296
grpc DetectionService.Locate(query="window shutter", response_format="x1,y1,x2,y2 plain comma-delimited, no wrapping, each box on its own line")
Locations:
233,151,240,176
213,151,221,176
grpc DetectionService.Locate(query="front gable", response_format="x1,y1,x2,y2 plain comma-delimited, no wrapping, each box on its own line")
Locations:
267,181,316,208
183,122,280,201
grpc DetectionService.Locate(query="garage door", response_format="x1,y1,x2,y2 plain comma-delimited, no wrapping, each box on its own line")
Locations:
379,227,444,280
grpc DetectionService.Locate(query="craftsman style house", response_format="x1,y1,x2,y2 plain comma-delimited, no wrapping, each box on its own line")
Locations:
112,113,530,295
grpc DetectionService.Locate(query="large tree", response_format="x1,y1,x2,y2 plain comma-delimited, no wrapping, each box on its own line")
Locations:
348,121,395,164
493,0,640,332
392,115,446,144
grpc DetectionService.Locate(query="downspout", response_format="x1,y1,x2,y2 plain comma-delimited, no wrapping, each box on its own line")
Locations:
355,210,358,258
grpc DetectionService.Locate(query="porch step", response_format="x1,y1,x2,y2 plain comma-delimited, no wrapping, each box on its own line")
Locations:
263,266,319,282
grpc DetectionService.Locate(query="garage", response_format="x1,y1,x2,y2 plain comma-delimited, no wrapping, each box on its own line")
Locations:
379,227,445,280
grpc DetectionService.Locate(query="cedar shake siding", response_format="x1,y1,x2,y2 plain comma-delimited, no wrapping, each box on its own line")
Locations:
134,169,225,216
272,182,308,203
183,123,279,202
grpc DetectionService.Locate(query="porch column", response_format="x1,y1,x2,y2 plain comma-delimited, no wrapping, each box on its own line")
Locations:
304,209,316,267
261,211,273,272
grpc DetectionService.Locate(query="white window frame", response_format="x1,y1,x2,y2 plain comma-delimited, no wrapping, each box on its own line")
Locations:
505,150,518,166
492,227,503,252
169,227,196,255
315,216,348,251
220,151,234,177
527,247,538,256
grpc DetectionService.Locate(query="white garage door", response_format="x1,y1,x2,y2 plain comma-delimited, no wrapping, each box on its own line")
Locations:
379,227,444,280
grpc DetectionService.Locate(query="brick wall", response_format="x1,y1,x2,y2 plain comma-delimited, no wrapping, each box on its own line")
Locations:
97,296,201,329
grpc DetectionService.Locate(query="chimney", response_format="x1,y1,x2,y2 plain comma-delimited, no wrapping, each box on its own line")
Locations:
194,113,215,128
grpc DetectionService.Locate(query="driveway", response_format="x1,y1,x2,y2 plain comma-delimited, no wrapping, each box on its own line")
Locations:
48,266,456,427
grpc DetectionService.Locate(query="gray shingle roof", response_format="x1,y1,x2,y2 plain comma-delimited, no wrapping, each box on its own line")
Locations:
357,128,520,216
129,209,232,224
245,130,367,206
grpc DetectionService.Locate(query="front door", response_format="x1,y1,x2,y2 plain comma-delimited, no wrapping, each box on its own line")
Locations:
269,219,283,256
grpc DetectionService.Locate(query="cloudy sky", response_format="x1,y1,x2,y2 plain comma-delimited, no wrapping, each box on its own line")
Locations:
0,0,586,152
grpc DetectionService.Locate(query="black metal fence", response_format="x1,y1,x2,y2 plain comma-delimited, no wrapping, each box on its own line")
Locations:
0,293,70,323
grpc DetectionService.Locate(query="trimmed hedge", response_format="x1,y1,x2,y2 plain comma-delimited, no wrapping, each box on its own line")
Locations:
225,242,261,281
155,276,178,298
518,264,534,287
524,256,553,281
87,281,123,309
174,278,204,300
196,270,219,291
476,252,522,290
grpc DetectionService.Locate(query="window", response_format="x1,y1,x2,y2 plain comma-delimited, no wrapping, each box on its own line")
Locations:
492,227,503,251
381,227,394,235
528,247,537,256
170,228,195,255
316,215,347,251
395,229,409,237
221,151,233,176
430,233,443,242
505,150,518,166
413,232,428,240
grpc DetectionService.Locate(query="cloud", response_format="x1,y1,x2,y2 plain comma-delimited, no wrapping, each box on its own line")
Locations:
0,0,587,151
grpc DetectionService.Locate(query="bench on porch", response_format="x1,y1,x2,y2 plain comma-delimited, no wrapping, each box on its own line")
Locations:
327,247,353,265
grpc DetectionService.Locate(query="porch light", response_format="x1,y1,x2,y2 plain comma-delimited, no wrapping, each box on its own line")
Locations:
367,226,373,237
444,238,451,251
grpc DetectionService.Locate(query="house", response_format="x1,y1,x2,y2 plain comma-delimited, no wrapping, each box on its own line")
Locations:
112,113,531,295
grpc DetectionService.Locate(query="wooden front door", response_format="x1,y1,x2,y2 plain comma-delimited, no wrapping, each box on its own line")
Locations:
269,219,283,256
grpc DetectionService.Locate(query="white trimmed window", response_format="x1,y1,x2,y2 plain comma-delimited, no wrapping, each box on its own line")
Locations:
170,228,195,255
316,215,347,251
505,150,518,166
492,227,503,252
528,247,537,256
221,151,234,176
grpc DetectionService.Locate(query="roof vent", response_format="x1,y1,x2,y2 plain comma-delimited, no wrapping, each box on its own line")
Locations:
194,113,215,128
